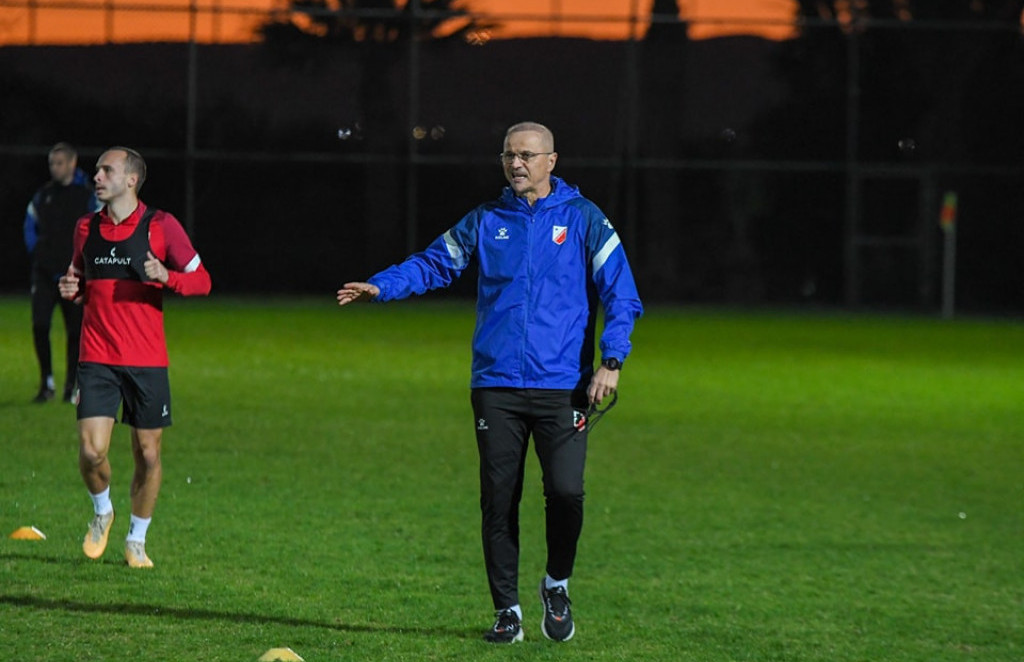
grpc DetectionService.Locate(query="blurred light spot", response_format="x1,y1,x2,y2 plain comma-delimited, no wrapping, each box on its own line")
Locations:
430,125,446,141
337,123,365,141
412,126,427,140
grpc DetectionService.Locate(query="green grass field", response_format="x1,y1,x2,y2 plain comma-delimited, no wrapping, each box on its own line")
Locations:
1,296,1021,661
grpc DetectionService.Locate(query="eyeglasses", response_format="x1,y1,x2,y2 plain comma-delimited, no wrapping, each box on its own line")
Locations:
498,151,553,164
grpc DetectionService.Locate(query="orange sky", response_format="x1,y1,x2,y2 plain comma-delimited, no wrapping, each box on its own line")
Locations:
0,0,796,45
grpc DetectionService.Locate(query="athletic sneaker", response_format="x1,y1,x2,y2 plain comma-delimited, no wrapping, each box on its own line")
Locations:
82,510,115,559
124,540,154,568
32,387,55,403
484,608,524,643
539,581,575,642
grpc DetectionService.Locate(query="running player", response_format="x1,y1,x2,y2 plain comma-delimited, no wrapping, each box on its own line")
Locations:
59,146,212,568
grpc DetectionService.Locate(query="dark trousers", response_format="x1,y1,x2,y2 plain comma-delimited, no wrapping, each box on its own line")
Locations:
471,387,589,610
31,266,82,392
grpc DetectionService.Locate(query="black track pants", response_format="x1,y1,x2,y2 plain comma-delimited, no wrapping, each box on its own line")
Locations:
471,387,589,610
30,267,82,389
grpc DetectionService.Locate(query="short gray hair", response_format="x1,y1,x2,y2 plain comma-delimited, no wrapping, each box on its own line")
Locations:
505,122,555,151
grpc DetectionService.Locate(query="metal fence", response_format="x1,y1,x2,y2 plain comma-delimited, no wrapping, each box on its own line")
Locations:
2,2,1022,314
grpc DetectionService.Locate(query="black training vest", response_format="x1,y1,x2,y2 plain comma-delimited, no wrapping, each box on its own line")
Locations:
83,208,156,282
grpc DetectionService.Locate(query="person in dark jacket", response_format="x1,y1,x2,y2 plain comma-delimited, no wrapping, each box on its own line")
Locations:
23,142,100,403
337,121,643,644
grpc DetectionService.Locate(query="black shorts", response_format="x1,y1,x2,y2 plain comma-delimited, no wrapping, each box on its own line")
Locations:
76,362,172,428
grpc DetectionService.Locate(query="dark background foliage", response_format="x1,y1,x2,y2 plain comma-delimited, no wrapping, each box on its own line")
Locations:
2,1,1022,313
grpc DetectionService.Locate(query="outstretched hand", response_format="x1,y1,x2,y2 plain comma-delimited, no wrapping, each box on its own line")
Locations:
336,282,380,306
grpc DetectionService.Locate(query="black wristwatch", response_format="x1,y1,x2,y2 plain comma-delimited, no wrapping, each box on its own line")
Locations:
601,357,622,371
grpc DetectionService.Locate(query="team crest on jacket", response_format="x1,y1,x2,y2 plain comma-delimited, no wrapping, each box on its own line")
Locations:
552,225,568,245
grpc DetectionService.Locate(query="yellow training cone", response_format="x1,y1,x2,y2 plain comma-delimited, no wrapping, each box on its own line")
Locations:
9,526,46,540
258,648,304,662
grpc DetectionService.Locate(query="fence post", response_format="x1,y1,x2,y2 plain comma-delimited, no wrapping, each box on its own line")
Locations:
940,191,958,319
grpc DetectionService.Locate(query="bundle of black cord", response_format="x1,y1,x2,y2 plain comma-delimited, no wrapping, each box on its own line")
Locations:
586,391,618,432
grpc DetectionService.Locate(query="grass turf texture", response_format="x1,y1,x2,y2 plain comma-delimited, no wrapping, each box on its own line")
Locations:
1,295,1021,661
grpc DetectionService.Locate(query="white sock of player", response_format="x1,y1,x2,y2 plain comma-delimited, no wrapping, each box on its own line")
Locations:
90,487,113,516
127,514,151,543
509,604,523,620
545,574,568,593
45,375,55,390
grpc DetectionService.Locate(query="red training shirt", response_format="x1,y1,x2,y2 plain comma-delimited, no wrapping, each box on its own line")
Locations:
70,201,211,367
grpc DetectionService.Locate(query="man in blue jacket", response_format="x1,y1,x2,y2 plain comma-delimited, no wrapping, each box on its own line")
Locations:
337,121,643,644
23,142,100,403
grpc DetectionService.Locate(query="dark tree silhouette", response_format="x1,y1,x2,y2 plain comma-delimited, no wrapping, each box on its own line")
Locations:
259,0,494,47
749,0,1024,306
630,0,694,299
767,0,1024,162
645,0,688,42
257,1,497,269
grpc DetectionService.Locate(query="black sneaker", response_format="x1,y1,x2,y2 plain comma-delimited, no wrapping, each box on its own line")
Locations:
484,608,523,643
32,387,55,403
539,581,575,642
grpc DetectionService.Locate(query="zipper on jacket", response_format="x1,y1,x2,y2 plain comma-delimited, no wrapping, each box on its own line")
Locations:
520,202,537,385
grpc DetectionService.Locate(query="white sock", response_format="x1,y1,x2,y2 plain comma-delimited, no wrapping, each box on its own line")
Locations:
45,375,55,390
90,487,113,516
127,514,151,543
509,604,522,620
545,575,569,593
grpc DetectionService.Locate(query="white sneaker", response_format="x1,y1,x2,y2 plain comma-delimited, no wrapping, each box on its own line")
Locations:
83,511,115,559
124,540,154,568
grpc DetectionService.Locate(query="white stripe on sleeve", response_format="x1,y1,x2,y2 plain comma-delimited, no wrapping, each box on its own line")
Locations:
443,231,467,270
592,232,621,274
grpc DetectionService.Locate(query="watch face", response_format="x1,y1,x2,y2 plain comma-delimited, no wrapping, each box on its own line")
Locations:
603,358,621,370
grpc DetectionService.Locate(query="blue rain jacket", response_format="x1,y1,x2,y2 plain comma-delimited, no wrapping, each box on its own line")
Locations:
369,176,643,390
